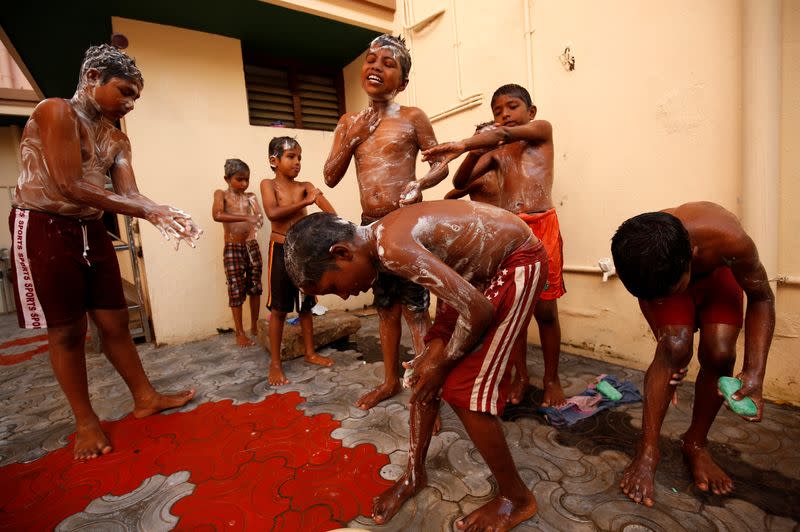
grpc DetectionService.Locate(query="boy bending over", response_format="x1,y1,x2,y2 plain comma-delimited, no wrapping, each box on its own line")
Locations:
212,158,264,346
424,84,566,407
9,44,200,459
611,202,774,506
284,200,547,531
323,34,449,410
260,136,335,386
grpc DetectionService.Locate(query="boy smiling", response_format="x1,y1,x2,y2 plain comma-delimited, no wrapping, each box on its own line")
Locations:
323,35,450,410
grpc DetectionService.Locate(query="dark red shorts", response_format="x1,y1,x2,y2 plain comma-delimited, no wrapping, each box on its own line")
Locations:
640,266,744,330
425,238,548,416
8,208,126,329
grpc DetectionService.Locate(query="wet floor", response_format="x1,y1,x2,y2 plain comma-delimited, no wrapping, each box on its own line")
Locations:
0,312,797,531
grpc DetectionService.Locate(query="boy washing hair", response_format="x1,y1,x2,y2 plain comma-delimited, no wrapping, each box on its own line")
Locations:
284,200,547,530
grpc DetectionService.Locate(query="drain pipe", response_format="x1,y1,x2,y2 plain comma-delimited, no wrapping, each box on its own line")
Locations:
524,0,534,99
741,0,780,290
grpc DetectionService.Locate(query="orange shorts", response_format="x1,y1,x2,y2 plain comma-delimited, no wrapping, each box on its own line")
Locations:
518,209,565,300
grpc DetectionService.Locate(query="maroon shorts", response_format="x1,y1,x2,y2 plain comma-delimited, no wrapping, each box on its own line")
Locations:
8,208,126,329
425,238,548,416
640,266,744,330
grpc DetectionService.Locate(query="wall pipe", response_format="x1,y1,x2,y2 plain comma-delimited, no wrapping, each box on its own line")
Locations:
741,0,781,291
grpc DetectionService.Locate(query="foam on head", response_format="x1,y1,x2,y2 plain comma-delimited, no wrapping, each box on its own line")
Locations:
78,44,143,89
224,158,249,179
369,34,412,81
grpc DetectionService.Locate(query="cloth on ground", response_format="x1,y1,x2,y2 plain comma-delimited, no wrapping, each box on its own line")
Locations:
539,374,641,427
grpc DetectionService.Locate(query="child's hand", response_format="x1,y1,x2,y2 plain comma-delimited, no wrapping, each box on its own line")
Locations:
146,205,203,250
726,370,764,422
305,187,322,205
406,355,446,406
250,213,264,228
399,181,421,206
422,141,467,161
348,107,381,145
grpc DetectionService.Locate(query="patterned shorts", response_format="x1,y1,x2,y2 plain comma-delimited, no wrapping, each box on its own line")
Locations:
224,240,263,307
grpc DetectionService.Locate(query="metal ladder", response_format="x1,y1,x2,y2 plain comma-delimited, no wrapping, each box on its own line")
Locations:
111,216,152,343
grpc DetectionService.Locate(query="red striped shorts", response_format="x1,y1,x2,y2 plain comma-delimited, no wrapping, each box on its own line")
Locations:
426,238,548,415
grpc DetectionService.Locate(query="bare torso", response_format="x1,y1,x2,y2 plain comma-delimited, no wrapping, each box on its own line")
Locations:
220,191,259,241
492,139,554,214
666,202,755,280
265,177,310,242
376,200,534,291
353,104,431,219
14,98,126,219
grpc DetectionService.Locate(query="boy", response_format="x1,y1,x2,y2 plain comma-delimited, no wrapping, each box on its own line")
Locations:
212,158,264,347
261,136,336,386
283,200,548,531
8,44,201,460
444,122,501,205
611,202,774,506
424,84,567,407
323,34,450,410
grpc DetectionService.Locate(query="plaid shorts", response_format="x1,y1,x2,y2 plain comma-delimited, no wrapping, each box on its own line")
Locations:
224,240,263,307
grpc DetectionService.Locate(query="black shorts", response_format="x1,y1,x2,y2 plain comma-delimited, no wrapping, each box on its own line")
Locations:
266,240,315,313
361,214,429,313
9,208,126,329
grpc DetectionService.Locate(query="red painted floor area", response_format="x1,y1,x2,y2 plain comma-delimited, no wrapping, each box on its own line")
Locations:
0,334,48,366
0,392,391,530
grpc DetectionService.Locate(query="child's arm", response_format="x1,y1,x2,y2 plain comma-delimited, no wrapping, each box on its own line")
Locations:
726,234,775,422
383,245,494,405
37,100,182,227
103,119,201,246
444,187,469,200
398,109,451,205
211,190,261,224
323,108,381,188
451,151,497,190
422,120,553,161
306,183,336,214
260,180,315,222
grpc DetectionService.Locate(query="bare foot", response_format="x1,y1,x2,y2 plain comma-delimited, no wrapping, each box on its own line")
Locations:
620,446,659,506
74,417,113,460
372,472,426,525
133,389,196,418
541,378,567,407
268,364,290,386
682,440,734,495
236,333,255,347
304,352,334,367
508,374,529,405
356,380,402,410
456,493,538,531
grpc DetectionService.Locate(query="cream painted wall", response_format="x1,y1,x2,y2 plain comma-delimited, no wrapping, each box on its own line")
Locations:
0,126,21,251
114,0,798,402
114,17,371,345
386,1,797,402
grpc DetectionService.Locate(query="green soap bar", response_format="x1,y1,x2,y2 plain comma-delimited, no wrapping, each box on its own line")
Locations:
596,379,622,401
718,377,758,417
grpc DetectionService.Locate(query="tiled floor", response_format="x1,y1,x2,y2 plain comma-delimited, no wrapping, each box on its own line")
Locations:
0,312,798,531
